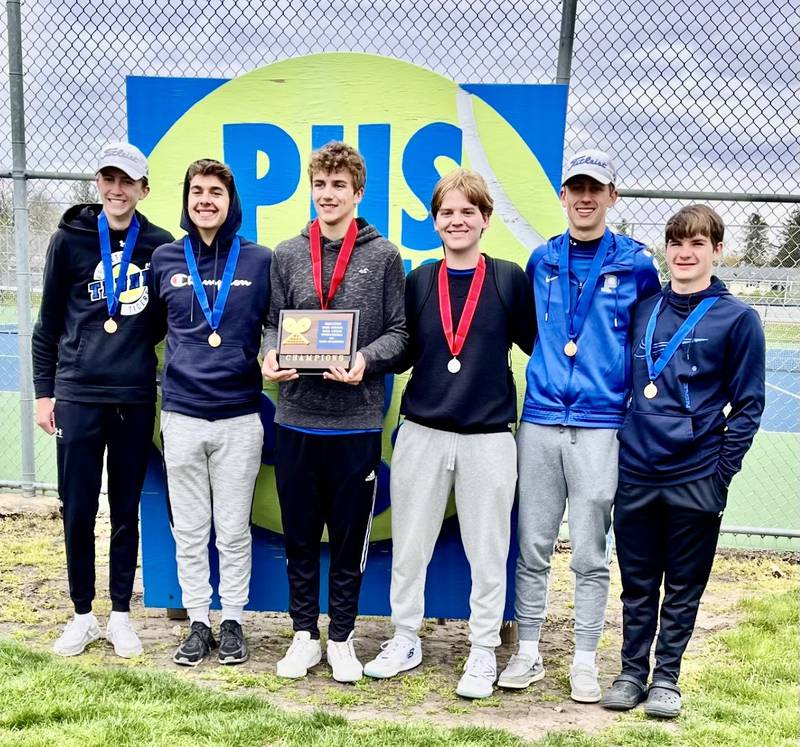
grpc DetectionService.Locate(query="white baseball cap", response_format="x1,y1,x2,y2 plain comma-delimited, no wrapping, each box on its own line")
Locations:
562,149,617,186
97,142,148,181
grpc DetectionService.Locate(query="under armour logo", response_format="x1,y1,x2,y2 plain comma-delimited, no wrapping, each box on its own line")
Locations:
365,470,376,482
54,428,63,438
358,267,371,274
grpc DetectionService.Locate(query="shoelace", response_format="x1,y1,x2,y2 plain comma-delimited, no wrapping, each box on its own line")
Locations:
331,639,357,659
465,653,495,677
377,638,408,660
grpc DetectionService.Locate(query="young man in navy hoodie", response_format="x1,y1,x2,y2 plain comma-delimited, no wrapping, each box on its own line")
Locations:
32,142,173,658
500,150,660,701
363,169,535,698
601,205,765,717
151,159,272,667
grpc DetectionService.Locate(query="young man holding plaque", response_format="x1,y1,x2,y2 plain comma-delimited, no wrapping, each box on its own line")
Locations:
499,151,660,701
32,142,173,658
601,206,764,718
151,159,271,667
262,141,407,683
363,169,535,699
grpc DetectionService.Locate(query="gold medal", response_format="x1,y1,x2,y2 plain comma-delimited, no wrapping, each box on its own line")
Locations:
208,331,222,348
644,382,658,399
563,340,578,357
103,318,118,334
447,357,461,374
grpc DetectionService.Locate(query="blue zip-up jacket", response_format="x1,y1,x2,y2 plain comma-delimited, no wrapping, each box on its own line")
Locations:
618,278,765,487
522,229,660,428
151,171,272,420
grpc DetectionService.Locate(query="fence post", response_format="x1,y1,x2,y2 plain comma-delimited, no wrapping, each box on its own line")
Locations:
6,0,35,497
556,0,579,86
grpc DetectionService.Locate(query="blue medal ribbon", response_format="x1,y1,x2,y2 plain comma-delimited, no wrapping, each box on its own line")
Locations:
182,235,241,334
98,211,140,318
644,295,720,384
558,228,613,345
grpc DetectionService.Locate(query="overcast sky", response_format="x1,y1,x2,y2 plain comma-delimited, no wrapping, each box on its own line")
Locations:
0,0,796,251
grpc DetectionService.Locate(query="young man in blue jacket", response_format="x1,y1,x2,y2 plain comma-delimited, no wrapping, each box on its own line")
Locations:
499,150,660,701
601,205,765,717
33,142,173,659
151,159,272,667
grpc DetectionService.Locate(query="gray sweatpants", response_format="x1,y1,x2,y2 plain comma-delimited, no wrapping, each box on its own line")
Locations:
389,420,517,649
161,410,263,612
514,421,618,651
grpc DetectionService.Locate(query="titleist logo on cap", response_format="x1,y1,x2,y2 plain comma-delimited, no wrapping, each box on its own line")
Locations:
568,155,610,170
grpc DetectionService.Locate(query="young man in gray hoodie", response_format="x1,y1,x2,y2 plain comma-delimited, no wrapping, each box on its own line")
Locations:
262,141,407,683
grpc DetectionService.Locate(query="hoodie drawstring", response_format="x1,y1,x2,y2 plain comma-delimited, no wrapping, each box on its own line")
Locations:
545,276,553,322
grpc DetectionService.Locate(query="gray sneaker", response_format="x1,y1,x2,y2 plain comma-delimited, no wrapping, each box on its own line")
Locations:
570,662,601,703
497,653,545,689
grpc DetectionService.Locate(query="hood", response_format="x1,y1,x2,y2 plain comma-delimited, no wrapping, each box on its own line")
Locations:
543,228,646,270
179,167,243,246
59,203,153,236
299,217,381,249
665,276,730,311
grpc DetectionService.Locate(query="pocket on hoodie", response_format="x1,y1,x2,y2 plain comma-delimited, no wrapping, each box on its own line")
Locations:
74,321,156,387
618,409,695,472
164,341,256,403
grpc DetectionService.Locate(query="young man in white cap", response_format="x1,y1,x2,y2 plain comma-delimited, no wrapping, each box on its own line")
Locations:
499,150,660,701
33,142,173,657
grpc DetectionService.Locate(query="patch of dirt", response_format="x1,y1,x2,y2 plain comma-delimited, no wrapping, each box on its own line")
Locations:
0,514,796,743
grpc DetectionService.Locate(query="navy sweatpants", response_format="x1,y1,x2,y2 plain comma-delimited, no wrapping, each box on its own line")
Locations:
275,426,381,642
613,475,724,685
55,401,155,614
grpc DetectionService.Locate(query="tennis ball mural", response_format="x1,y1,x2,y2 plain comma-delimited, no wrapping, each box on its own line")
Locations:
133,53,568,543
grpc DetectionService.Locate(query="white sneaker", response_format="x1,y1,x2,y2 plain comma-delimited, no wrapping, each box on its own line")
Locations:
456,648,496,699
106,618,144,658
276,631,322,679
570,662,602,703
497,652,546,689
326,632,363,683
364,635,422,679
53,614,101,656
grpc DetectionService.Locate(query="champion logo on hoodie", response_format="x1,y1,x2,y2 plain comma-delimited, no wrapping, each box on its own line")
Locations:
169,272,253,289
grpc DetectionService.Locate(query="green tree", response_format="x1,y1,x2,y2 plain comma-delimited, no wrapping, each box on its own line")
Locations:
616,218,630,236
773,207,800,268
743,212,768,266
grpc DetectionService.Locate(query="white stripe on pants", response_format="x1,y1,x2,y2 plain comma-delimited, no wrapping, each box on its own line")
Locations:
389,420,517,648
161,410,263,611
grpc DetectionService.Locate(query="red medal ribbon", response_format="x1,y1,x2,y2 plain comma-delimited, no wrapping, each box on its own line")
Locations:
309,218,358,309
437,255,486,358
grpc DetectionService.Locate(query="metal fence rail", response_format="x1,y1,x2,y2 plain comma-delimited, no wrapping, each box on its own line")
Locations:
0,0,797,542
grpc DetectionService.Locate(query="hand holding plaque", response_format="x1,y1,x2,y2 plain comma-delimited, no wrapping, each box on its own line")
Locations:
277,309,360,375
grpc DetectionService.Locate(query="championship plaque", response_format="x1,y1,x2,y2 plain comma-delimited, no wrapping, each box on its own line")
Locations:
277,309,360,375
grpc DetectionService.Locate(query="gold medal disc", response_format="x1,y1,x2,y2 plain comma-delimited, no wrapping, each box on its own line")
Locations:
208,331,222,348
644,382,658,399
563,340,578,357
103,318,118,334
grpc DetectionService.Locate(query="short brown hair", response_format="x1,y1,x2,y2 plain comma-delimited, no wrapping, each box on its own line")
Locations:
430,169,494,219
665,205,725,246
186,159,234,195
307,141,366,193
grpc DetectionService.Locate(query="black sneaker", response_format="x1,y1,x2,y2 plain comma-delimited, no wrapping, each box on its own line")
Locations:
218,619,249,665
173,621,218,666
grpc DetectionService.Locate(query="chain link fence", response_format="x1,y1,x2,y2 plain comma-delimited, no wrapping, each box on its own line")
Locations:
0,0,797,545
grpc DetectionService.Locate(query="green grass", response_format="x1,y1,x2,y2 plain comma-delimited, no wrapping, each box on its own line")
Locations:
0,644,526,747
764,321,800,345
0,589,796,746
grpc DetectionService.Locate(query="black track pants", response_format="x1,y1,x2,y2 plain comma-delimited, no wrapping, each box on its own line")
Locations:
55,401,155,614
275,427,381,642
613,477,723,685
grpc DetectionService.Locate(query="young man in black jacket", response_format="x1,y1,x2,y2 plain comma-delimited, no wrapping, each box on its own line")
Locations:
363,169,535,698
601,205,765,717
152,159,271,667
32,142,173,658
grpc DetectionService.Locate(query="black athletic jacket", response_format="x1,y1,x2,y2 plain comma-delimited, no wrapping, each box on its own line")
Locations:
32,204,173,403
